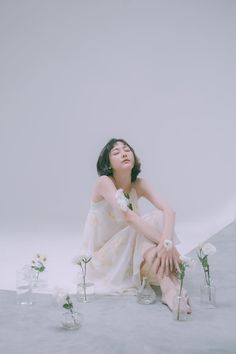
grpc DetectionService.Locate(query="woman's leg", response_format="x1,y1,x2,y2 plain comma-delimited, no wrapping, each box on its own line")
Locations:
141,247,191,313
159,274,191,313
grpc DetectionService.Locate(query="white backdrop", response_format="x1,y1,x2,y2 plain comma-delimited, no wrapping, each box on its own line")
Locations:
1,0,236,254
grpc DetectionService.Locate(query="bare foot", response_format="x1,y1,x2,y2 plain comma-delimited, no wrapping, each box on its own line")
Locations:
162,289,191,314
161,288,177,311
160,276,192,314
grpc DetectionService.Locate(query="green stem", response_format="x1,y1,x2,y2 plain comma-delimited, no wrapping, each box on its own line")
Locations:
204,268,208,285
177,279,183,320
82,274,87,302
69,307,77,325
206,271,212,302
80,262,87,302
203,267,212,302
65,296,77,325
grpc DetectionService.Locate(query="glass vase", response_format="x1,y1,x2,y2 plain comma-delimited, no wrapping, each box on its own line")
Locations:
77,282,95,303
61,311,81,330
32,269,48,294
16,265,33,305
137,277,156,305
172,294,188,321
200,283,216,308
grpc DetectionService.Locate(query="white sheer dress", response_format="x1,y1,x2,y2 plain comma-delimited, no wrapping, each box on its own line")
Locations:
79,188,179,295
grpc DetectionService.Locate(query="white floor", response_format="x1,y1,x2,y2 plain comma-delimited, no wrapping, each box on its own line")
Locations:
0,221,236,354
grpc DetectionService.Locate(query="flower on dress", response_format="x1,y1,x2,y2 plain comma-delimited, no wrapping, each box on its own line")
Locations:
115,189,133,211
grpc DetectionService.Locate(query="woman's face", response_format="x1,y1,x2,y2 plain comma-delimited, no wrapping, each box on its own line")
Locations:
109,141,134,173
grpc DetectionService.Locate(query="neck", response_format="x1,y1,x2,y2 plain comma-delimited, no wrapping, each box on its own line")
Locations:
112,172,132,193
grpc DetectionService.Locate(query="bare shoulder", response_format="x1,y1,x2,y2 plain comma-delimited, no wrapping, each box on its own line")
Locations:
134,177,153,197
96,175,114,188
91,176,115,202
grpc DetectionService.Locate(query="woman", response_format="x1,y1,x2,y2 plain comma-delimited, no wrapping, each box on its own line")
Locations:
80,138,191,312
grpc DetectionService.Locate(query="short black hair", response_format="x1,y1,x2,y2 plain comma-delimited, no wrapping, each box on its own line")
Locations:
96,138,141,182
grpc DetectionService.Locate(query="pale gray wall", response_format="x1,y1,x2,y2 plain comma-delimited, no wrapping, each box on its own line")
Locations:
1,0,235,243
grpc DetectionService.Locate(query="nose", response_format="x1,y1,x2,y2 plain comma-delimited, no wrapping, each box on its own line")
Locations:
122,151,127,157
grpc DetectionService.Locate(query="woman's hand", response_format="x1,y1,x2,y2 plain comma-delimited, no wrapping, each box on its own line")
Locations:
155,241,180,278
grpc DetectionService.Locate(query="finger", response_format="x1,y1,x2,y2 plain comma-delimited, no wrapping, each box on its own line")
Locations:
157,257,164,278
165,258,169,276
169,258,173,273
155,257,161,273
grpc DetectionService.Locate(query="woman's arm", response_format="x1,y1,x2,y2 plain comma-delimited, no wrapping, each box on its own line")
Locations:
95,176,180,276
135,178,176,243
136,178,180,276
93,176,162,244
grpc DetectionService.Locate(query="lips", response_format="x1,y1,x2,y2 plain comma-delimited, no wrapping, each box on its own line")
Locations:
122,159,130,163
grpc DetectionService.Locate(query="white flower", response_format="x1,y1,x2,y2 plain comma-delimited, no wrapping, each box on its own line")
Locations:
82,255,92,263
201,242,216,256
32,253,47,264
197,242,204,250
163,239,173,251
52,287,68,306
179,255,195,269
115,189,129,212
72,254,92,265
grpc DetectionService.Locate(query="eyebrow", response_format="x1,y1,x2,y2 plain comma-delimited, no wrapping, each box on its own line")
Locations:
111,147,120,152
111,144,129,152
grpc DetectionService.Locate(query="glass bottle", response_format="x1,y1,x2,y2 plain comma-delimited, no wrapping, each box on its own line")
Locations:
172,294,188,321
61,311,81,330
137,277,156,305
200,282,216,308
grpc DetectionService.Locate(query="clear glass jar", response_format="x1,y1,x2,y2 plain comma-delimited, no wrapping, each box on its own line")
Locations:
77,282,95,303
61,311,81,330
137,277,156,305
16,265,33,305
172,295,188,321
32,269,48,293
200,283,216,309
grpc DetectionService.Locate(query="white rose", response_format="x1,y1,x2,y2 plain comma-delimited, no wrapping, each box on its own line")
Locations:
179,255,195,268
82,255,92,263
202,243,216,256
197,242,204,250
72,254,92,265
